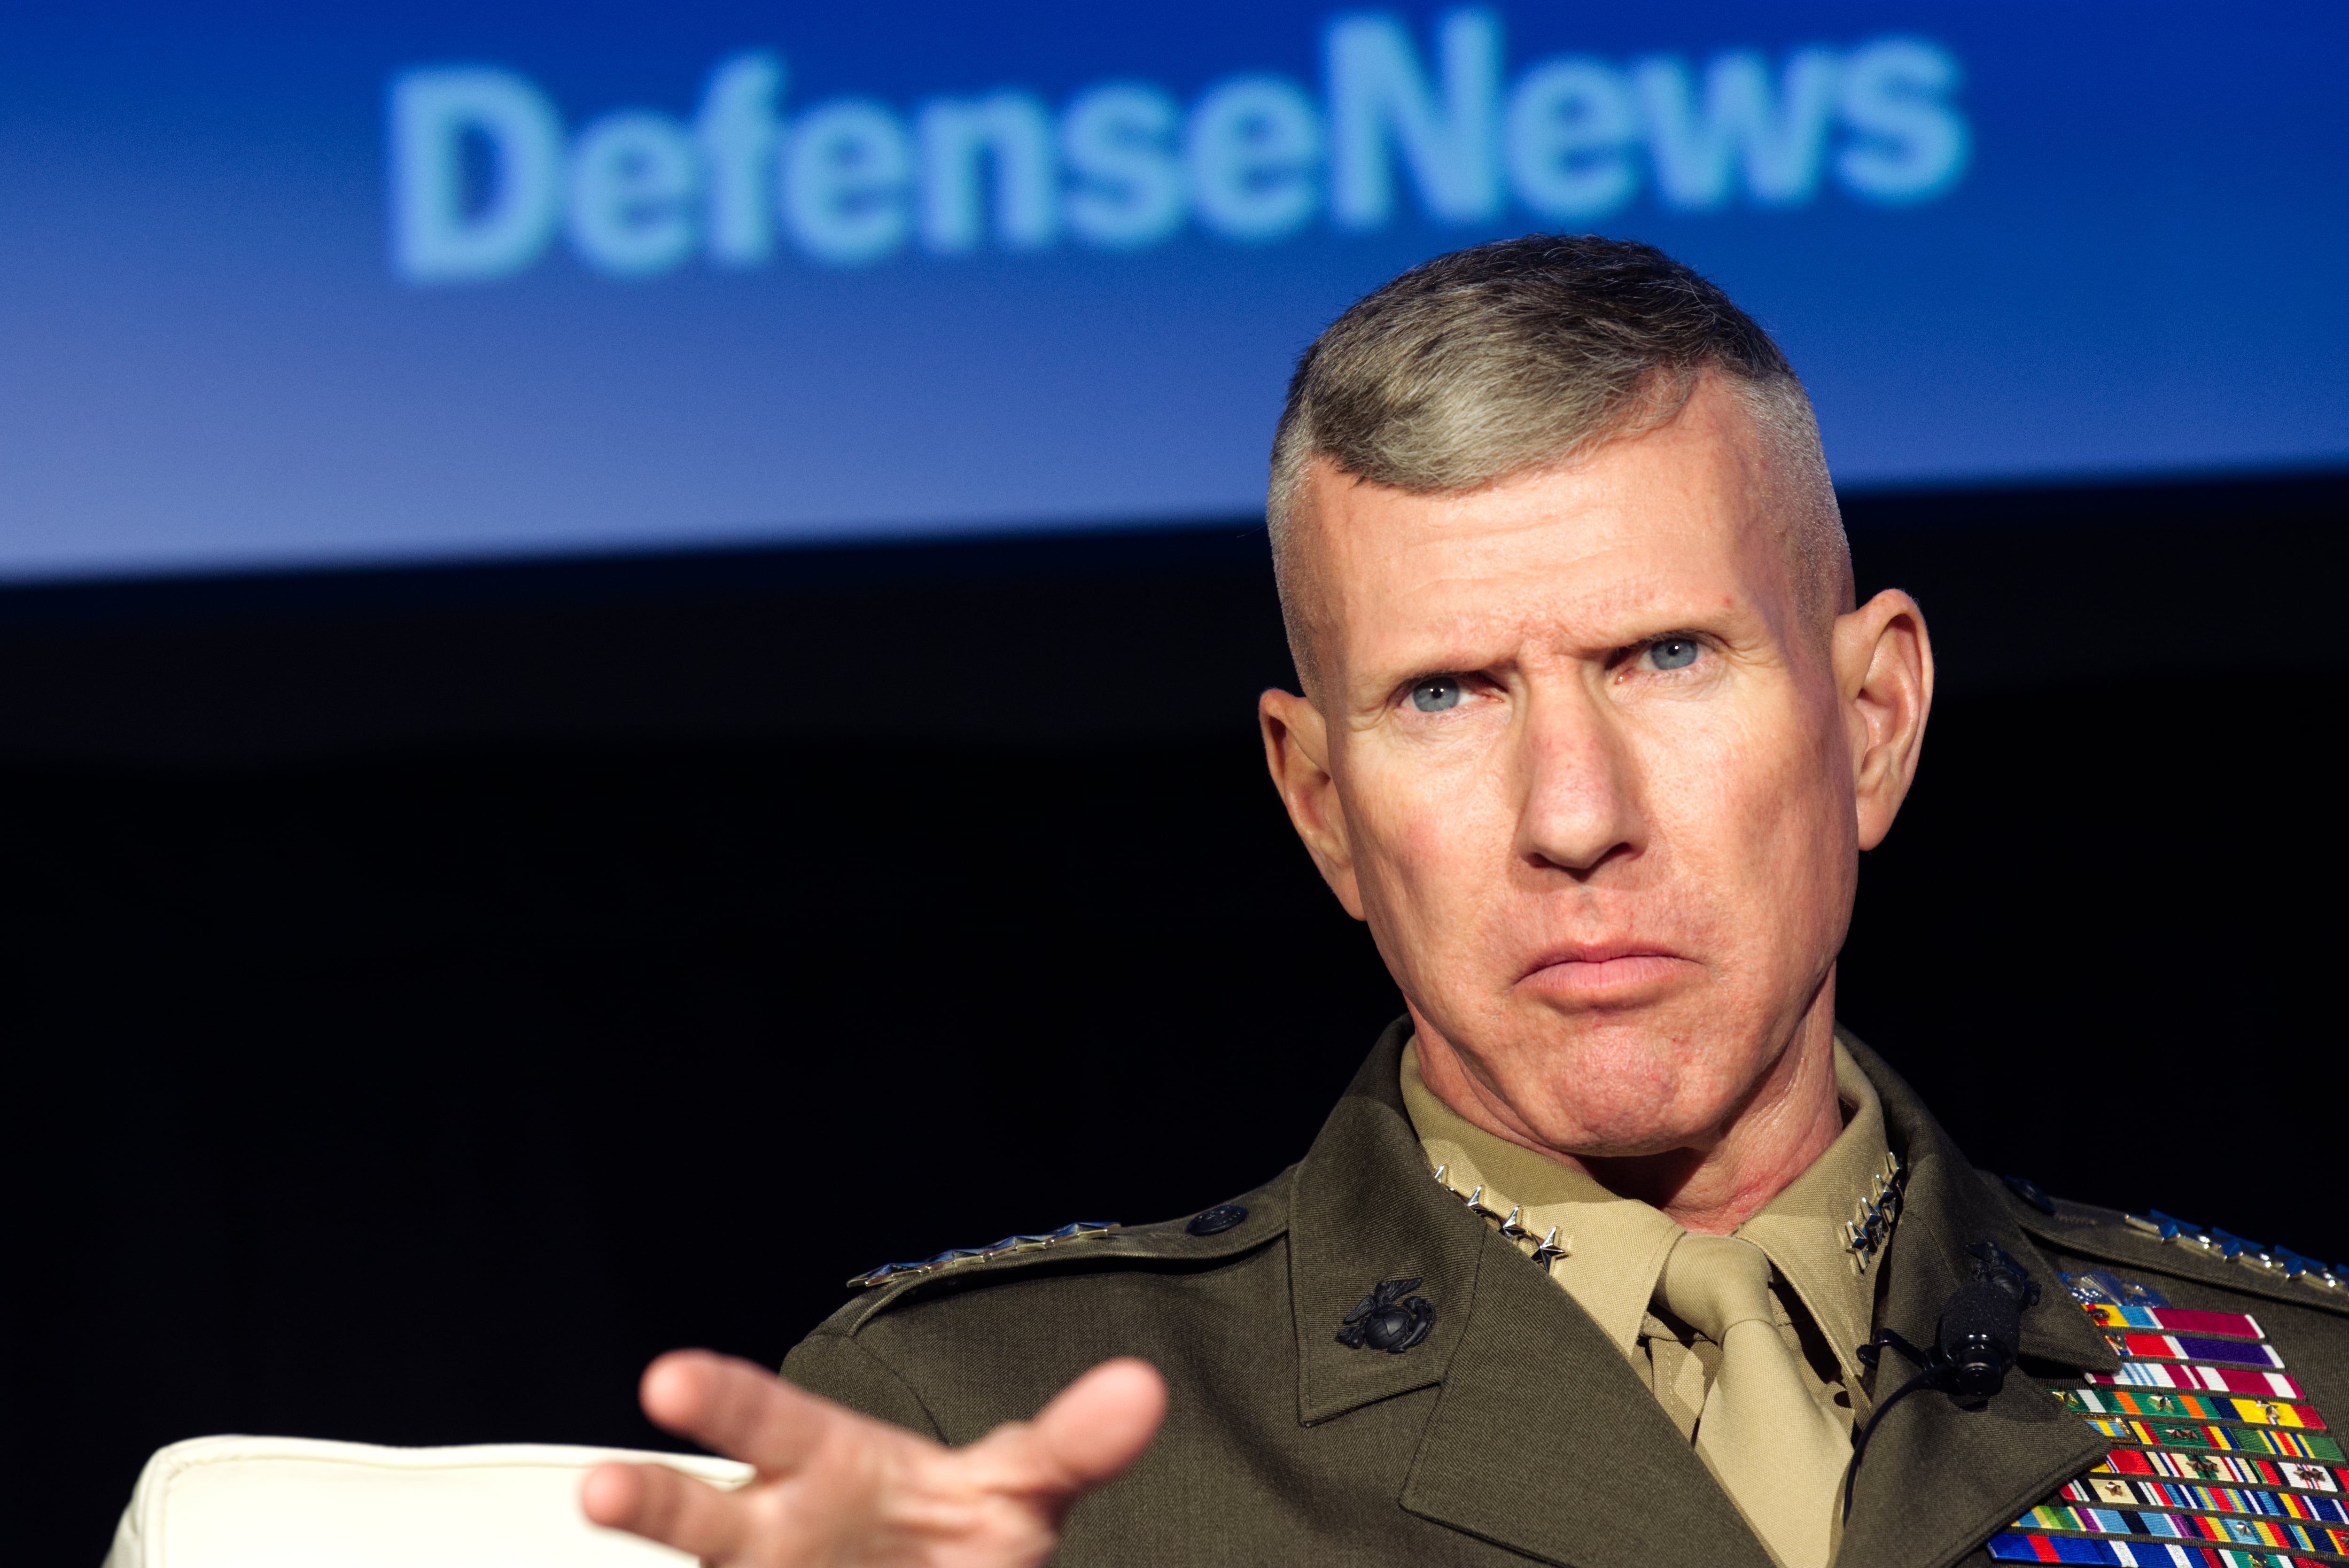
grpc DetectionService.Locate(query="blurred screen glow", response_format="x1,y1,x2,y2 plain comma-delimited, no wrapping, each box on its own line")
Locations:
0,2,2341,582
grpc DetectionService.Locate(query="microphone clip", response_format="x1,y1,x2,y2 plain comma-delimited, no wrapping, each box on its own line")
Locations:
1843,1241,2039,1518
1857,1240,2038,1397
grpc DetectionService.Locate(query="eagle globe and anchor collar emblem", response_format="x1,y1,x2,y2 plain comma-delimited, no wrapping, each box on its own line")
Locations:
1335,1276,1437,1353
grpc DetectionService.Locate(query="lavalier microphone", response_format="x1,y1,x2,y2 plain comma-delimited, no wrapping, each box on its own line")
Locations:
1842,1241,2040,1518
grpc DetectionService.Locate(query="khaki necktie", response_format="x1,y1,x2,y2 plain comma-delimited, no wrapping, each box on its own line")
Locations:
1655,1232,1852,1568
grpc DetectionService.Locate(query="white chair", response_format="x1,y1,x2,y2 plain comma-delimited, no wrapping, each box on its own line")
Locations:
102,1435,751,1568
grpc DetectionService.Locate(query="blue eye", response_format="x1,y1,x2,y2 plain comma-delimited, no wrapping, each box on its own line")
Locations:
1410,676,1462,712
1647,638,1700,671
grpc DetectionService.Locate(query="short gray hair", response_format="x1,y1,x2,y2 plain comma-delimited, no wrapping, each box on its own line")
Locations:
1268,235,1850,689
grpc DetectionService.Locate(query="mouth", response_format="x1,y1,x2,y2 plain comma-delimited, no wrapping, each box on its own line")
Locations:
1517,944,1697,1001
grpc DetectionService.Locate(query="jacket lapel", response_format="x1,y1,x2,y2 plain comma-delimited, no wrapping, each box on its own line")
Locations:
1397,1219,1776,1568
1836,1034,2117,1568
1292,1022,1772,1568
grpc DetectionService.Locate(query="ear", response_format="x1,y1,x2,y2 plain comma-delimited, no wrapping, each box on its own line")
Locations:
1258,687,1365,919
1831,589,1934,851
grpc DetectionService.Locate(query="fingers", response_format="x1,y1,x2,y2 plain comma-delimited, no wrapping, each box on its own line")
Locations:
601,1350,1165,1565
580,1460,748,1562
639,1349,837,1475
974,1358,1167,1501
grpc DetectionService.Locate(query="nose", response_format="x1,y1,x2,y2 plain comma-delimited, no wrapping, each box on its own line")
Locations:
1513,680,1644,878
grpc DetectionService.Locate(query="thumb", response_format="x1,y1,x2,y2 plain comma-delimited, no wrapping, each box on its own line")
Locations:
970,1358,1167,1504
1029,1358,1167,1490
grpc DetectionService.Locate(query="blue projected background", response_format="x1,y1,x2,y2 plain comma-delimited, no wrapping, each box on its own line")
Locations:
0,3,2340,582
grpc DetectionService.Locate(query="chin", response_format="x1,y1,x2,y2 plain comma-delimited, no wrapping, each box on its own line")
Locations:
1497,1009,1755,1129
1533,1078,1717,1154
1533,1080,1757,1161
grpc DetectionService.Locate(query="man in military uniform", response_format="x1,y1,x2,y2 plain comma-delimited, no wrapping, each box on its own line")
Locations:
580,237,2349,1567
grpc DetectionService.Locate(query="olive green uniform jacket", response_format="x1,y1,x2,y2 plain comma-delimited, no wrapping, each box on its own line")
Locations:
786,1023,2349,1567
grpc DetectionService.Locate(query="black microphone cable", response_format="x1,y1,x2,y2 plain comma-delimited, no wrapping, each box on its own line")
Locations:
1842,1241,2041,1520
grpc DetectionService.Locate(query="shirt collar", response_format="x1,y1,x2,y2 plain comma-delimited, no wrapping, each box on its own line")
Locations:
1401,1039,1682,1361
1734,1036,1890,1386
1399,1033,1890,1378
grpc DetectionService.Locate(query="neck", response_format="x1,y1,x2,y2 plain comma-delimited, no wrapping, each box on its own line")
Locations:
1412,984,1845,1235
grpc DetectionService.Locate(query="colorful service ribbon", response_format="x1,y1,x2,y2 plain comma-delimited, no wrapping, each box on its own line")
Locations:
2060,1389,2326,1432
2093,1365,2307,1399
1990,1532,2321,1566
2061,1477,2349,1525
2086,1307,2267,1340
2109,1335,2291,1370
2016,1504,2347,1558
2083,1420,2346,1463
2097,1449,2348,1494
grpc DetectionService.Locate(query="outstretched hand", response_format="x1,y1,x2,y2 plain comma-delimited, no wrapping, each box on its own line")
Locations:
581,1350,1167,1567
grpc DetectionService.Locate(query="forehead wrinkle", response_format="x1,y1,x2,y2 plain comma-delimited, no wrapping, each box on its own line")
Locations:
1352,539,1761,669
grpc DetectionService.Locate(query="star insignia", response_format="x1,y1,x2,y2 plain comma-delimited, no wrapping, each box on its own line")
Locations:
1531,1226,1567,1271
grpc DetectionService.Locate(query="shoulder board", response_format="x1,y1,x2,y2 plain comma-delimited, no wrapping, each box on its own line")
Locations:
845,1219,1124,1291
837,1168,1296,1332
1983,1169,2349,1319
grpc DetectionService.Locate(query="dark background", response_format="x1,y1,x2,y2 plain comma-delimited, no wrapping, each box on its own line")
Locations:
3,472,2344,1566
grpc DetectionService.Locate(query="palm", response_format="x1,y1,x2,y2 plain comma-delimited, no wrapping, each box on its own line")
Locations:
582,1351,1167,1568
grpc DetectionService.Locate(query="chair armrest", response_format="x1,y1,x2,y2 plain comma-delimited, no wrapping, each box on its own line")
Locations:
102,1434,751,1568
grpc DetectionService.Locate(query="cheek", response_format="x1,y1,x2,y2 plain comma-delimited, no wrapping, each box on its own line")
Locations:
1343,745,1510,936
1639,696,1853,939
